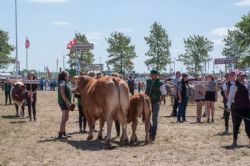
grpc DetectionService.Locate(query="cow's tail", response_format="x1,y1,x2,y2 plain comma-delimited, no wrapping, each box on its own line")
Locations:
139,94,146,122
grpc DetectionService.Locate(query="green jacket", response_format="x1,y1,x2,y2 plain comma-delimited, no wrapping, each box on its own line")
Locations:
145,79,163,104
4,83,11,92
58,81,72,106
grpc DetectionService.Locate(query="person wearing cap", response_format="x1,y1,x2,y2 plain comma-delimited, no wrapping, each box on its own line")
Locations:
227,71,250,147
4,79,12,105
145,69,167,142
171,71,181,117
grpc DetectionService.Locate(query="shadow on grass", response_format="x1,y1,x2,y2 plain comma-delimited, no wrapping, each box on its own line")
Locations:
1,115,19,119
222,144,248,150
214,132,233,136
10,120,26,124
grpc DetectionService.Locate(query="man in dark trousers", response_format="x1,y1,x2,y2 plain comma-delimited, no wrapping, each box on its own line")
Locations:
146,70,166,142
171,71,181,116
227,71,250,147
4,79,12,105
127,76,134,96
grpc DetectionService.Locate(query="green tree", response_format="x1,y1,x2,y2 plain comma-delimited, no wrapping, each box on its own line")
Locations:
67,33,95,71
236,12,250,67
236,12,250,49
222,30,245,69
178,35,214,76
144,22,171,71
106,32,137,76
0,30,14,69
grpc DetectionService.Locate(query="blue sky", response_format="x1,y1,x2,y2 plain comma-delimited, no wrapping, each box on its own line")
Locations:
0,0,250,73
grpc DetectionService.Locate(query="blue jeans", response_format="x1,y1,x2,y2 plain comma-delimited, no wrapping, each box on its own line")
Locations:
177,97,188,122
150,102,160,138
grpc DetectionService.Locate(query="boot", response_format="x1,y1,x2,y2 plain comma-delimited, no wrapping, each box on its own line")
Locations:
58,132,67,140
223,127,229,135
211,118,214,123
207,118,210,123
231,138,237,147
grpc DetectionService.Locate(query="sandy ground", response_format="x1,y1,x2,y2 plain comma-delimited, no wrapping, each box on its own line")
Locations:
0,91,250,166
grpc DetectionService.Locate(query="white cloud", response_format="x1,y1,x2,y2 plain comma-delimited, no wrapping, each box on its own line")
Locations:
211,27,236,37
235,0,250,6
115,28,133,33
84,32,103,45
28,0,68,4
52,21,70,26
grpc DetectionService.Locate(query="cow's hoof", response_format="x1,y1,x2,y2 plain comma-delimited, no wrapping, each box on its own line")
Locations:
87,135,93,141
97,135,102,141
105,140,111,146
145,139,150,145
120,138,129,145
130,140,135,145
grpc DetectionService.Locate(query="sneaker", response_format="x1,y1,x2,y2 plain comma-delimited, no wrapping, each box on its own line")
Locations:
63,132,71,138
58,133,67,140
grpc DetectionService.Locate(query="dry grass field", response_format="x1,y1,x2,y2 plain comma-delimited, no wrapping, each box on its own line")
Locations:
0,91,250,166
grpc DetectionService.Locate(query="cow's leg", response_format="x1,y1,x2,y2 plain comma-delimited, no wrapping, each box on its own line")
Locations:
130,120,137,145
15,104,19,117
144,116,151,145
105,114,113,144
87,117,94,141
97,117,105,140
21,104,25,117
117,112,129,145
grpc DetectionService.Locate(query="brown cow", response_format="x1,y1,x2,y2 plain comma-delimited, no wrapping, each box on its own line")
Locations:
128,93,151,145
73,75,130,144
11,82,26,117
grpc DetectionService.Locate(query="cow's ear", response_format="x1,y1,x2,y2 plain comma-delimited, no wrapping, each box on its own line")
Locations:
71,76,80,83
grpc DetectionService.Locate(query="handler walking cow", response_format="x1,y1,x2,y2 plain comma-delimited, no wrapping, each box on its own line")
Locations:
146,70,166,143
73,75,130,145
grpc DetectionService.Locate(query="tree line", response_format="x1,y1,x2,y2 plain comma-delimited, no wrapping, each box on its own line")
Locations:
1,12,249,76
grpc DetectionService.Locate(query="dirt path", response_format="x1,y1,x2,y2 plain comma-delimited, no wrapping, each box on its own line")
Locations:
0,91,249,166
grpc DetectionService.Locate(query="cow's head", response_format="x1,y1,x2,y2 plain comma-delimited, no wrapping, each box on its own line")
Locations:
71,75,94,93
12,82,26,101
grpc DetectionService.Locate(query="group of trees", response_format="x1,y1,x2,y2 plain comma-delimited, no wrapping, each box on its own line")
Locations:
1,12,249,76
0,30,14,69
222,12,250,68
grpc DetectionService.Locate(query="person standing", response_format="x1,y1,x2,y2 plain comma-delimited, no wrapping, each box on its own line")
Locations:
4,79,12,105
25,73,38,121
127,76,135,96
177,74,190,122
221,73,234,134
138,81,141,93
194,78,205,123
227,71,250,147
205,75,217,123
171,71,181,117
77,96,87,133
146,70,166,142
57,71,73,139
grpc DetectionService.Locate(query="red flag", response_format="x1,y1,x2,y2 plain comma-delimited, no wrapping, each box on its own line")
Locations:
25,37,30,49
67,43,72,49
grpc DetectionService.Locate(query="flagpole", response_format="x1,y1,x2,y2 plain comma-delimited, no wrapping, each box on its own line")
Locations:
15,0,18,75
26,45,28,70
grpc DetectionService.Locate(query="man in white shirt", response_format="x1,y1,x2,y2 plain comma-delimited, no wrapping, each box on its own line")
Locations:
227,71,250,147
